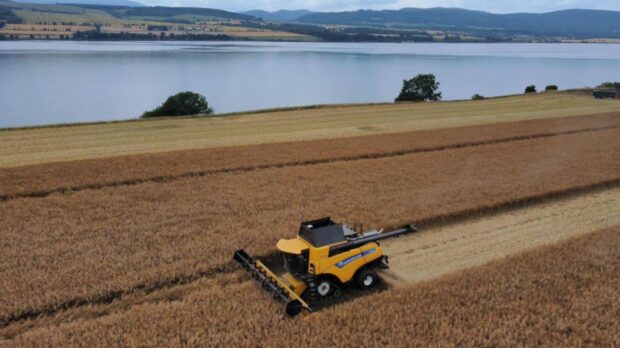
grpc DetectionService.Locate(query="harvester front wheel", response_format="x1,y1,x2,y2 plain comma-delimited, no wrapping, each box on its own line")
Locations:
316,280,332,297
356,268,378,289
285,300,304,317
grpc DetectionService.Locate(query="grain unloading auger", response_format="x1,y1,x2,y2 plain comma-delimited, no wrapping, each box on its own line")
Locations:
233,217,416,317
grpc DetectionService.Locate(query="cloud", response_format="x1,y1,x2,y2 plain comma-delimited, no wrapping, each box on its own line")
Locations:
140,0,620,13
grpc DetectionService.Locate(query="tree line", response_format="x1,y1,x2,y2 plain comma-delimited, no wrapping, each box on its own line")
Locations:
72,31,237,41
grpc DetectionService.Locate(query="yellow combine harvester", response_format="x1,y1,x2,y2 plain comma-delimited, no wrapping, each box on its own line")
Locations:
233,217,416,316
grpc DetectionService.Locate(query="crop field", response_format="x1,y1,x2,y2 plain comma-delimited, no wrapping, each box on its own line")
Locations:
2,93,619,168
3,216,618,346
0,95,618,346
1,111,619,200
0,22,308,40
2,223,619,345
0,1,310,40
1,127,619,319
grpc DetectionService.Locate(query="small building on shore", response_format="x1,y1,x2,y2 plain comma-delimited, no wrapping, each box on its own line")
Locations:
593,88,618,99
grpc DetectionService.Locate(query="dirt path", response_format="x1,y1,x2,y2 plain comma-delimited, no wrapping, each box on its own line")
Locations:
380,187,620,285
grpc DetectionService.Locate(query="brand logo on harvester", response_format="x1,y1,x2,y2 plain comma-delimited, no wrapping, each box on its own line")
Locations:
336,248,376,268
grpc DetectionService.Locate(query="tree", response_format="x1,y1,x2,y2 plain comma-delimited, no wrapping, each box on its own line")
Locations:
471,94,484,100
142,91,214,118
545,85,558,91
525,85,537,93
598,82,620,89
395,74,442,102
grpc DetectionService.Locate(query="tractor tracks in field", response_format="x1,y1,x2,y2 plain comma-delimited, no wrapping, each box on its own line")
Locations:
2,177,620,340
1,124,619,204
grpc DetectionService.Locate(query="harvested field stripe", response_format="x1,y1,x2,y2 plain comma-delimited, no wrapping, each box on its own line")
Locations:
2,180,619,331
383,187,620,285
1,124,617,203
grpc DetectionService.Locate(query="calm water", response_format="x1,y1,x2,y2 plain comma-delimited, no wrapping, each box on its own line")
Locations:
1,41,620,128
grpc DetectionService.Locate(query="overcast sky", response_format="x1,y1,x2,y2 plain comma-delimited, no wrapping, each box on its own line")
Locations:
141,0,620,12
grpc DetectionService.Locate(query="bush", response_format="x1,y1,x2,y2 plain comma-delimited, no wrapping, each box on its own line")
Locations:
524,85,537,93
471,94,484,100
395,74,442,102
545,85,558,91
597,82,620,89
142,91,214,118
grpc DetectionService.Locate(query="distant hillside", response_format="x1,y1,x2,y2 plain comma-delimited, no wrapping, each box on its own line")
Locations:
242,9,313,21
4,1,620,42
1,1,255,22
297,7,620,38
12,0,143,6
108,5,254,20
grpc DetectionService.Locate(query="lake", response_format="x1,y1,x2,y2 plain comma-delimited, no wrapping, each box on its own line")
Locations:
1,41,619,128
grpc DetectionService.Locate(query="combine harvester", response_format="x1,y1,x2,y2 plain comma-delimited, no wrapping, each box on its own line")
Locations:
233,217,416,316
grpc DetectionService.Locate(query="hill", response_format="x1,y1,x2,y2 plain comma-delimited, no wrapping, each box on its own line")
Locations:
0,1,254,22
0,1,310,41
12,0,143,6
297,7,620,38
75,4,254,21
241,9,313,21
3,2,620,41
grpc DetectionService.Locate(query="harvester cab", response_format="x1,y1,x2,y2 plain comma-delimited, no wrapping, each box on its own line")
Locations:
233,217,416,317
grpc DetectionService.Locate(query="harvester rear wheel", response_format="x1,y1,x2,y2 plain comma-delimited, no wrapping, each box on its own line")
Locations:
332,288,342,299
356,268,378,289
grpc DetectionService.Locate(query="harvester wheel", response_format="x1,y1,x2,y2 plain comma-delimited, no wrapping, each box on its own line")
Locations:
285,300,303,317
332,288,343,299
356,268,378,289
316,280,332,297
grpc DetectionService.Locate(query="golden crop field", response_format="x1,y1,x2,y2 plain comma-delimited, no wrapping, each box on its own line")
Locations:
2,127,618,322
2,93,619,168
0,95,618,346
5,217,618,346
1,112,617,200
